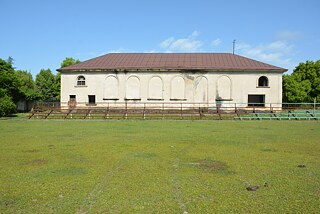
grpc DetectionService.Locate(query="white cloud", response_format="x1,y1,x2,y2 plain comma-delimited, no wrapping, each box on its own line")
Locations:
236,43,250,50
276,31,302,41
266,41,294,54
236,40,296,71
211,38,221,46
190,31,199,38
160,37,175,49
159,31,203,52
170,39,202,52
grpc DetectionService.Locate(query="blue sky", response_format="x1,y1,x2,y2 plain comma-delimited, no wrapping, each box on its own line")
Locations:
1,0,320,77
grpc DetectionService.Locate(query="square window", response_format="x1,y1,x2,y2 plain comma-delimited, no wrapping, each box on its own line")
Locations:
248,95,265,107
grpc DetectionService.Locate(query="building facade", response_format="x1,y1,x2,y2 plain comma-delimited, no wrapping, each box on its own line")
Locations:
58,53,287,108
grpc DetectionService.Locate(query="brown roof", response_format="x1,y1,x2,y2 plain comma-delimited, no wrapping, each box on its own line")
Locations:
58,53,287,72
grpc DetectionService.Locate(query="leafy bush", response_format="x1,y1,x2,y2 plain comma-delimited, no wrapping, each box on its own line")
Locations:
283,60,320,102
0,95,16,117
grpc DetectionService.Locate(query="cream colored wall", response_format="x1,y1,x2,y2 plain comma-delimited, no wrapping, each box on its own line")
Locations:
61,71,283,106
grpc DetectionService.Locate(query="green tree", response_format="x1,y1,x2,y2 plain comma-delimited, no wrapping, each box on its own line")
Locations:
60,57,81,68
0,58,20,116
6,56,14,67
0,94,16,117
55,57,81,100
15,70,40,101
283,60,320,102
0,58,21,102
0,94,17,117
283,74,312,102
35,69,57,101
54,72,61,101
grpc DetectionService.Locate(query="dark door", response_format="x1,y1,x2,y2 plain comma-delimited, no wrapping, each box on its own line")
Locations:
69,95,77,108
88,95,96,105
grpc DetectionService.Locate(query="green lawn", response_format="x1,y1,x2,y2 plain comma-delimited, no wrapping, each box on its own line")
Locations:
1,119,320,213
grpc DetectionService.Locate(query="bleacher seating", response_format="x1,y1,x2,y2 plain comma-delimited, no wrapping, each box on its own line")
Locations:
234,109,320,120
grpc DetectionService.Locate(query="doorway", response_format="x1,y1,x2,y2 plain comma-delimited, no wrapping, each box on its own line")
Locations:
69,95,77,108
88,95,96,105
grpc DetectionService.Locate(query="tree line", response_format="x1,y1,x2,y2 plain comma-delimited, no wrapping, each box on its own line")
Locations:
283,60,320,103
0,57,80,116
0,57,319,117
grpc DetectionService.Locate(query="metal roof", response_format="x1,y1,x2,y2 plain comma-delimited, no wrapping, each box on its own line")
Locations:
58,53,287,72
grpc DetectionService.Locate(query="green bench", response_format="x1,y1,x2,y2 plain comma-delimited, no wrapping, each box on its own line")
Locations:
235,111,320,120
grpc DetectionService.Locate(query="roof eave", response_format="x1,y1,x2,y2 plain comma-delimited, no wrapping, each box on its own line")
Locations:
58,68,287,73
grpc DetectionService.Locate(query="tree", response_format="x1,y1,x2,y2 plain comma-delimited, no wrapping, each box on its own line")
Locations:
15,70,40,101
6,56,14,67
54,72,61,101
35,69,57,101
283,74,312,102
0,58,21,102
55,57,81,100
0,94,16,117
283,60,320,102
60,57,81,68
0,58,20,116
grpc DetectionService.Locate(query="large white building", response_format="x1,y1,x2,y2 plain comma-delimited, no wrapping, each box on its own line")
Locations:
58,53,287,108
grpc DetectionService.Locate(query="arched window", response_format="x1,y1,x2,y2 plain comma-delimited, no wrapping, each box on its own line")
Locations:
171,76,185,100
148,76,163,100
104,76,118,99
217,75,231,100
126,76,140,100
77,76,86,86
194,76,208,102
258,76,268,87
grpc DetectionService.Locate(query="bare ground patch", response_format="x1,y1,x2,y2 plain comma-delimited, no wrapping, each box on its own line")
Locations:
187,159,234,174
25,159,47,166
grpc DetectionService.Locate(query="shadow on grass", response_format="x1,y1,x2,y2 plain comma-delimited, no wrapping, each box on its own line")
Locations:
186,159,235,175
0,114,18,120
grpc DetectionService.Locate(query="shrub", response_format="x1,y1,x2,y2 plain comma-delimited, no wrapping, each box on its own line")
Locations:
0,95,16,117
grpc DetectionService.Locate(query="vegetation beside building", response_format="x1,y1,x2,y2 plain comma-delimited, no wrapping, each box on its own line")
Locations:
283,60,320,102
0,57,79,116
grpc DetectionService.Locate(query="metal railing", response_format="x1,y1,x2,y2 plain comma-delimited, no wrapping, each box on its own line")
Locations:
33,102,320,112
29,102,320,120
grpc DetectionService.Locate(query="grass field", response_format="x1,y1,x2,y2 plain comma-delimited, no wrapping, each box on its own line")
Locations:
0,118,320,213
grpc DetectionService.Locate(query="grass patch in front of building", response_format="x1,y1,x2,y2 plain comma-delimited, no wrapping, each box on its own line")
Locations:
0,120,320,213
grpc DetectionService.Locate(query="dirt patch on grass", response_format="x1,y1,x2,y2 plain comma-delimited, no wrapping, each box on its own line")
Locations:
26,159,47,166
197,159,228,172
48,144,55,149
190,159,233,174
1,198,16,207
261,148,277,152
